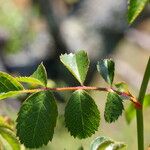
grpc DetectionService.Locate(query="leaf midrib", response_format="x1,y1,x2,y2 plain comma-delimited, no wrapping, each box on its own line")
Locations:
32,94,45,144
78,91,85,136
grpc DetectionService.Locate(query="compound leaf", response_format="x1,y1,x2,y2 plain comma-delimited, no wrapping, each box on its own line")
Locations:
60,51,89,85
97,59,115,85
65,90,100,139
104,92,124,123
0,72,24,94
16,91,58,148
31,62,47,86
0,127,21,150
128,0,149,24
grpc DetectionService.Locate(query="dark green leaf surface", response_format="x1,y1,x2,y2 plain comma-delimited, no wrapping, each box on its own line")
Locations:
16,91,58,148
104,92,124,123
97,59,115,85
0,72,24,94
0,127,21,150
31,62,47,86
128,0,149,24
60,51,89,85
65,90,100,139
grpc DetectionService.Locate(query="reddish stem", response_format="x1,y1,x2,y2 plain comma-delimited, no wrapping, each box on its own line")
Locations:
22,86,141,108
43,86,109,92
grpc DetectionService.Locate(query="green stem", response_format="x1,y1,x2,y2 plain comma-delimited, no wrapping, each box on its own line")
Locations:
136,57,150,150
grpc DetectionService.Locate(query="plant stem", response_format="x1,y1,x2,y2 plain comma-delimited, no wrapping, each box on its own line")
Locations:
136,57,150,150
44,86,109,91
21,86,109,93
21,86,141,107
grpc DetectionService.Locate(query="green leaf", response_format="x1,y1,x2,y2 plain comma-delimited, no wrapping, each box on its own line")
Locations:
0,91,23,100
143,94,150,107
0,118,13,131
125,94,150,124
16,76,46,86
16,91,58,148
110,143,126,150
60,50,90,85
90,136,114,150
0,72,24,93
0,127,21,150
128,0,149,24
104,92,124,123
31,62,47,86
125,104,135,124
97,59,115,85
115,82,129,93
65,90,100,139
90,136,126,150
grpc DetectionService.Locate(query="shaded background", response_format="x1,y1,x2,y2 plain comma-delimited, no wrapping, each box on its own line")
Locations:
0,0,150,149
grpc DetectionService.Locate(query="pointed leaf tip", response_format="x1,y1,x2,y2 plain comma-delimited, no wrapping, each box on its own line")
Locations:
128,0,149,24
97,59,115,85
65,90,100,139
31,62,47,86
0,72,24,100
60,50,90,85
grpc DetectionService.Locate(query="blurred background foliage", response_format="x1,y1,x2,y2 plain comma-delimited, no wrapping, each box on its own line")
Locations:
0,0,150,149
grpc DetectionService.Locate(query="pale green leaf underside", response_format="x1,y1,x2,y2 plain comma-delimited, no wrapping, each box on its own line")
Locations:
97,59,115,85
65,90,100,139
143,94,150,107
16,91,58,148
0,72,24,94
90,136,114,150
16,76,45,86
125,103,135,124
104,92,124,123
115,82,129,93
90,136,126,150
0,127,21,150
0,91,23,100
31,62,47,86
0,125,12,132
60,50,89,85
109,143,126,150
128,0,149,24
